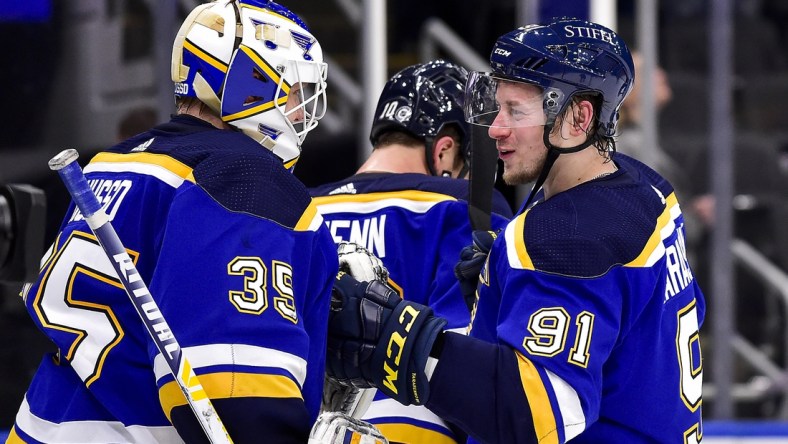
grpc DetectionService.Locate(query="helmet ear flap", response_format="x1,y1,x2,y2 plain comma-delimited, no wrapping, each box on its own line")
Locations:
171,3,223,83
192,73,222,113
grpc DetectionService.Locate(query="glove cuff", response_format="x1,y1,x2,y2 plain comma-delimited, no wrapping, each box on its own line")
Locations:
409,315,447,404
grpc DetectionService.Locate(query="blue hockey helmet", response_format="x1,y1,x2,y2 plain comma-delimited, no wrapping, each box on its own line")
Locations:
171,0,327,170
466,18,634,138
370,60,470,176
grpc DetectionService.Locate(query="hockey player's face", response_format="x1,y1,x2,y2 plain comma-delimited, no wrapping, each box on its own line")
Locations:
285,83,305,123
488,81,548,185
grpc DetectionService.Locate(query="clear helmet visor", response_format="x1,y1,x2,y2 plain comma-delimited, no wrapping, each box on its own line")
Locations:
465,71,563,129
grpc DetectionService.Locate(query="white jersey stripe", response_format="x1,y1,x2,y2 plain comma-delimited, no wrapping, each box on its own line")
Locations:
363,398,451,431
307,211,325,232
504,218,523,269
546,370,586,440
316,198,443,215
153,343,308,387
15,397,183,444
85,162,188,189
643,200,683,267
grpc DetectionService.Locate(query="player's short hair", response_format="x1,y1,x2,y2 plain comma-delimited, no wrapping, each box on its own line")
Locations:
374,124,462,150
553,92,615,155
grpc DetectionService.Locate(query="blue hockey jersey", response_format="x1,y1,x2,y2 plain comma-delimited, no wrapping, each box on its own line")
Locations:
425,154,705,443
9,116,338,444
311,173,512,444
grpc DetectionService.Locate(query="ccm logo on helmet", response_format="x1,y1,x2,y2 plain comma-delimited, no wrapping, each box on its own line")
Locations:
381,304,422,396
564,25,615,44
494,48,511,57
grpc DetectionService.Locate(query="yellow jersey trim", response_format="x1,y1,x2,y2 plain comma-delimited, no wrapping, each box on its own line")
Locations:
513,211,534,270
283,155,299,170
159,372,302,420
90,152,196,183
516,352,559,444
313,190,456,205
6,426,24,443
295,201,319,232
375,423,457,444
626,192,678,267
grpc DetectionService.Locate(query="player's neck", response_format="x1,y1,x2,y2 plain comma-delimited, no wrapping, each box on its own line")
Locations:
357,144,430,175
543,148,616,199
176,101,232,130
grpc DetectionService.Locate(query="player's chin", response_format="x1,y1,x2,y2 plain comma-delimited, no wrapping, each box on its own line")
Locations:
502,167,534,186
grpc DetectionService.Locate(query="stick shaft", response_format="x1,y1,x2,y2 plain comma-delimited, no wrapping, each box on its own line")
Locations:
468,125,496,231
49,149,232,444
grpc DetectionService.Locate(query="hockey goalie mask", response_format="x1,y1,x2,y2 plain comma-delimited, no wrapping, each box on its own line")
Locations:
172,0,327,170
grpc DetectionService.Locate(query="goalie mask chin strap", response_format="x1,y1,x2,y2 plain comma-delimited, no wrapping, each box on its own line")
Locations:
521,125,596,210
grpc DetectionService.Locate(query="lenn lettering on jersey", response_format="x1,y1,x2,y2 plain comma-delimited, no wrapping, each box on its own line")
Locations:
326,214,387,257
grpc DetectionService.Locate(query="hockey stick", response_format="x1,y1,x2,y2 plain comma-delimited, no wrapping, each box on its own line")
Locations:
48,149,232,444
468,124,497,231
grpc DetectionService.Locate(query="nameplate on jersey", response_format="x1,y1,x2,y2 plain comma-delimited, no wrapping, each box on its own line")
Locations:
325,214,387,258
69,179,132,223
664,225,694,302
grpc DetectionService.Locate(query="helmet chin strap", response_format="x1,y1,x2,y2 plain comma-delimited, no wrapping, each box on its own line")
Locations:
454,165,469,179
425,136,439,177
521,125,596,210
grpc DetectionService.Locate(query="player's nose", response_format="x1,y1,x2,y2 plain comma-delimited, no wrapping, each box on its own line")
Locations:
289,107,305,123
488,122,510,140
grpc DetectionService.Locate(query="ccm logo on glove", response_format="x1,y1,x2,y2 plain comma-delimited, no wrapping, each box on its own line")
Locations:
381,304,422,395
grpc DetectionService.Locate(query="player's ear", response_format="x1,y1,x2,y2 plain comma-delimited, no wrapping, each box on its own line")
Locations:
570,100,594,135
432,135,458,175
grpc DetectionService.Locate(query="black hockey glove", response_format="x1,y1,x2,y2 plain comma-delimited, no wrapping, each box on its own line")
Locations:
327,273,447,406
454,230,497,312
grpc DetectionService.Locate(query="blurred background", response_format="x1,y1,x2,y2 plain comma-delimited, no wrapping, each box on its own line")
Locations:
1,0,788,439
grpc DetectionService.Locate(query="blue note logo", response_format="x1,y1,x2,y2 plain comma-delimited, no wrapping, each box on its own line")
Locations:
290,30,315,61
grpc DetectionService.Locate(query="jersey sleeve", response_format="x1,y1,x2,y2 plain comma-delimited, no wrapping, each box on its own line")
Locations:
150,185,336,442
426,236,621,444
489,251,621,441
